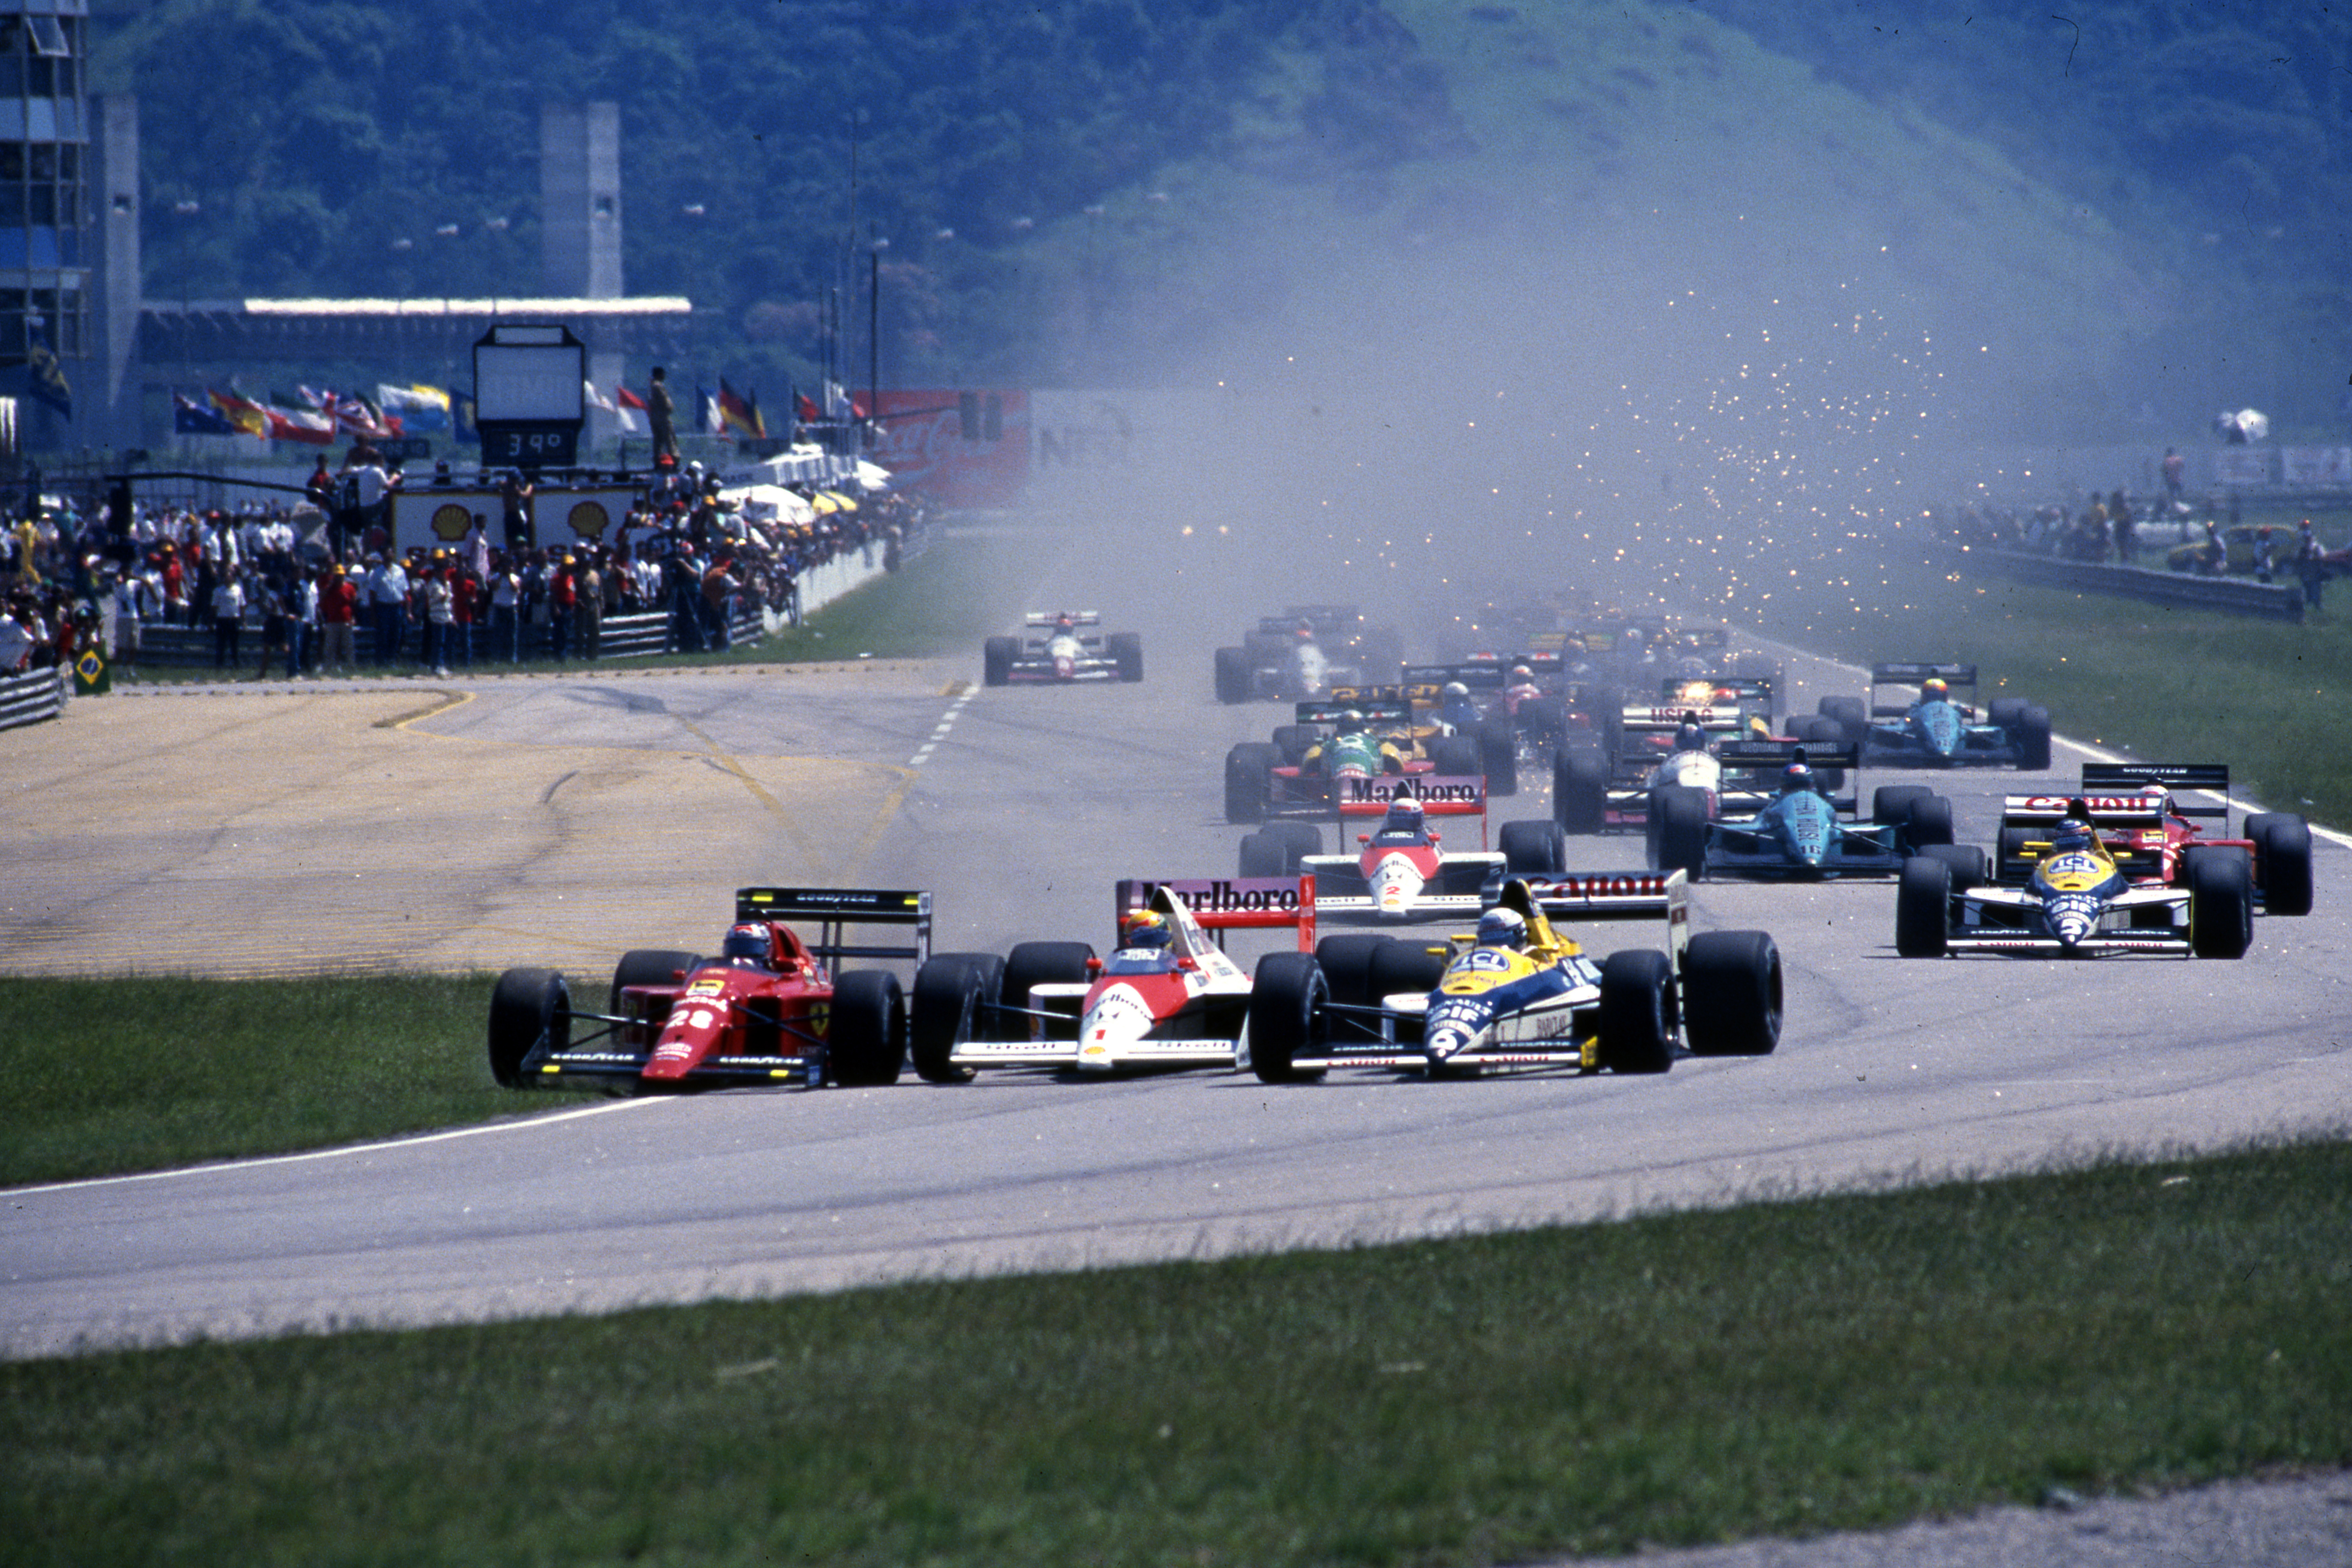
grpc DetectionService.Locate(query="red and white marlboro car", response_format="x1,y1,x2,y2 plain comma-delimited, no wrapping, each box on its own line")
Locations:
907,875,1316,1079
1241,778,1569,923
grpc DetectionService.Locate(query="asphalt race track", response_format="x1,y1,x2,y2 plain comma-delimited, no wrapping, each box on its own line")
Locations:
6,533,2352,1364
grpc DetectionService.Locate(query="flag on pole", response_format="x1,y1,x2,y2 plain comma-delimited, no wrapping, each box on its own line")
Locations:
208,387,270,440
174,393,239,436
376,383,453,433
698,385,722,436
796,390,821,422
717,380,765,439
26,319,70,418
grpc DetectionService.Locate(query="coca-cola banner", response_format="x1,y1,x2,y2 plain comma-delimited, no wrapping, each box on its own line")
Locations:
868,389,1030,507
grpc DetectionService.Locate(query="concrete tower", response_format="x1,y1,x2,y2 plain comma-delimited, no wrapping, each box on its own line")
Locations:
541,102,625,443
0,0,92,452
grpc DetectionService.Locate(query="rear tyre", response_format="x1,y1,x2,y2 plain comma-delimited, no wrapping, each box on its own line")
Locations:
1270,724,1317,767
1214,645,1252,704
982,635,1017,687
909,957,983,1083
1903,794,1955,849
827,970,905,1087
1895,857,1952,957
1554,743,1609,834
1224,742,1278,824
930,950,1007,1039
1248,951,1328,1084
1986,697,2026,729
1314,935,1391,1009
1819,695,1867,744
1873,784,1932,827
1597,949,1676,1074
1479,715,1519,796
1002,941,1096,1039
1430,735,1480,778
488,967,570,1089
1499,818,1566,875
1107,631,1143,683
1682,931,1782,1057
1238,829,1286,878
2187,848,2253,959
1370,939,1450,1046
1272,820,1323,867
2246,812,2314,916
1650,784,1709,877
608,948,700,1015
1916,843,1987,891
1996,823,2039,882
2013,705,2053,771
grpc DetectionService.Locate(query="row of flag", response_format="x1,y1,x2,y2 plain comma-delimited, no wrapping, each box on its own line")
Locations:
171,376,867,446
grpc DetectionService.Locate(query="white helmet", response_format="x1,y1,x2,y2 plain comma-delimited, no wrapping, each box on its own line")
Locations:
1443,681,1470,699
1475,907,1527,948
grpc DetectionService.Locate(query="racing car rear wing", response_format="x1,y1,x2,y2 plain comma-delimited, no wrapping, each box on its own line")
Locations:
1720,739,1860,774
1295,696,1412,726
1871,661,1976,686
2080,763,2231,816
1336,774,1486,818
1024,611,1100,627
733,886,933,965
1114,875,1317,950
1401,662,1509,691
1516,870,1692,964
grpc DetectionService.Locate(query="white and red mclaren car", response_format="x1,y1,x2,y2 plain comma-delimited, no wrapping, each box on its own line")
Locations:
906,875,1314,1079
982,611,1143,685
1239,779,1569,924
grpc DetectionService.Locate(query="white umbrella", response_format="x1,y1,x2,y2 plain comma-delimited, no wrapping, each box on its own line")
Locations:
854,458,893,494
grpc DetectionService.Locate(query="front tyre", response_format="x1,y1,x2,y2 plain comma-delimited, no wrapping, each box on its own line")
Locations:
1107,631,1143,683
1682,931,1782,1056
909,957,985,1083
982,635,1017,687
1895,856,1952,956
1597,949,1675,1074
1248,951,1328,1084
2246,812,2314,916
1499,818,1566,875
827,970,906,1086
488,967,571,1089
2187,847,2253,959
1650,784,1709,877
608,948,700,1015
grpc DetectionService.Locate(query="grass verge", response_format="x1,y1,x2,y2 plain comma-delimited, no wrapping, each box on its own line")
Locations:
0,975,599,1187
6,1138,2347,1565
1703,537,2352,827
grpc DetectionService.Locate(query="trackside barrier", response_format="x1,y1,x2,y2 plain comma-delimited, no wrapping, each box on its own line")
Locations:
0,665,67,730
1952,546,2305,623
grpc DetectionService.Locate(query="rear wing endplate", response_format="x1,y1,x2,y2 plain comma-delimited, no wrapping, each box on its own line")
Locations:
734,886,932,965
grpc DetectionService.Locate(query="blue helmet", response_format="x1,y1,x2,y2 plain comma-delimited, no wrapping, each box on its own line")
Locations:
1781,760,1813,795
721,922,770,961
2052,817,2094,854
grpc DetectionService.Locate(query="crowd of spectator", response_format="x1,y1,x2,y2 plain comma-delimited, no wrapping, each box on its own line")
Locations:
1934,489,2341,610
0,453,924,679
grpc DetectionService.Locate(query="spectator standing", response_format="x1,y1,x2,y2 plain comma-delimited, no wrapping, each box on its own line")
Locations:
499,471,536,553
362,551,410,668
288,567,317,679
0,598,31,672
548,555,577,661
253,576,291,680
2294,520,2328,611
319,564,358,671
451,564,478,668
2113,490,2138,564
578,551,603,659
2161,447,2185,507
701,554,737,651
210,569,245,670
647,367,678,463
490,555,522,661
109,566,143,672
422,566,455,676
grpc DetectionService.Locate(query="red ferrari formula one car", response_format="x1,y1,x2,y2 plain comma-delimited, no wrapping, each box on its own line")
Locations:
907,875,1315,1078
486,886,932,1091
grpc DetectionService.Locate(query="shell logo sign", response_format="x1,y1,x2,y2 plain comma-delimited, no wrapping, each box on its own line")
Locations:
566,500,613,540
429,504,473,542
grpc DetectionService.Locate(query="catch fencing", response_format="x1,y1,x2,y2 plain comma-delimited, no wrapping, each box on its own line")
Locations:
0,665,66,730
1952,546,2306,623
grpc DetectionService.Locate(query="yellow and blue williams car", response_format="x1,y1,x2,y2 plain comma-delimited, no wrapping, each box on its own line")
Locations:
1244,873,1781,1082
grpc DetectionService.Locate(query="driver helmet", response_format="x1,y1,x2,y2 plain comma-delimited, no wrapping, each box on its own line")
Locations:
1336,708,1368,735
1475,907,1527,949
1122,909,1173,950
1922,677,1949,701
1054,612,1073,629
1294,619,1315,640
2051,817,2094,854
1509,664,1534,683
720,922,770,962
1781,760,1813,795
1443,681,1470,701
1381,797,1426,836
1673,720,1708,754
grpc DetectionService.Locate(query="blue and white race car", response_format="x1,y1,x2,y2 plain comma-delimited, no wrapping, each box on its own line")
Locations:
1815,663,2051,770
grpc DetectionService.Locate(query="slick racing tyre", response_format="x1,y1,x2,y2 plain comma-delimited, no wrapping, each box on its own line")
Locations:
1499,818,1567,875
1894,856,1952,957
1479,715,1519,797
1554,742,1609,835
1430,735,1480,778
488,967,571,1089
1214,645,1252,704
1996,824,2040,882
1224,742,1278,824
1597,949,1676,1074
1002,941,1095,1039
1818,695,1868,745
1873,784,1931,828
608,948,700,1016
1314,935,1391,1009
1682,931,1783,1057
910,956,986,1083
1649,784,1709,878
1271,724,1318,767
2245,812,2314,916
1108,631,1143,683
2012,705,2054,771
1248,951,1328,1084
1271,819,1322,869
1986,697,2027,730
1915,843,1986,891
1238,830,1287,877
1369,938,1449,1045
826,970,906,1087
1902,794,1955,850
2186,847,2253,959
983,635,1018,687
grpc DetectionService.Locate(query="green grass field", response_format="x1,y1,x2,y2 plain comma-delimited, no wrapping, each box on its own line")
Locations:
7,1138,2347,1566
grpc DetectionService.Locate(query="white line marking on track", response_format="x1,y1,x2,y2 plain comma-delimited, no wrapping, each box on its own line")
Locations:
1739,631,2352,849
907,686,976,767
7,1097,672,1197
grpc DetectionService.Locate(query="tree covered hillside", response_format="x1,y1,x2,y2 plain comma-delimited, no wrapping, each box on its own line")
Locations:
90,0,2349,438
